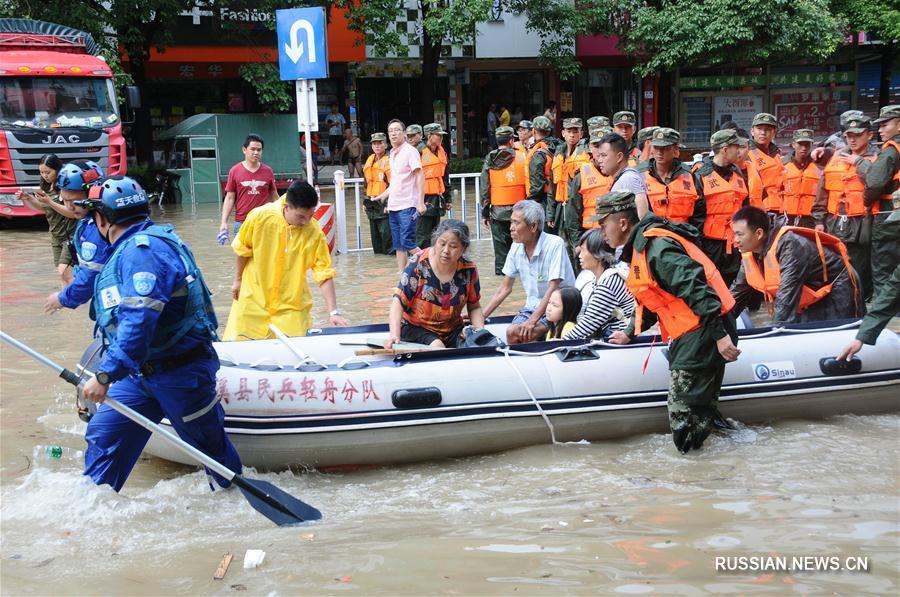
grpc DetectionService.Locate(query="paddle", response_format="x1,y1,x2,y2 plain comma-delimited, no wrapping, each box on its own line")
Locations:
0,331,321,526
354,346,438,356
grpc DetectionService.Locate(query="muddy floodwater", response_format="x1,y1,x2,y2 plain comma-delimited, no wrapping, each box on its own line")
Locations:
1,198,898,595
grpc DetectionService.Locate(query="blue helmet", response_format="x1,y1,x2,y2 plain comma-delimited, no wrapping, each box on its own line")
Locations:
57,160,104,191
80,176,149,224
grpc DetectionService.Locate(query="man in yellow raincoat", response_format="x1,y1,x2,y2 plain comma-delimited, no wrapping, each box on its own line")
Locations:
223,180,350,340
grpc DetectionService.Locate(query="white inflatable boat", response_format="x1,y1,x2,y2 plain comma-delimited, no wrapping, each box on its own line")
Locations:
137,317,899,469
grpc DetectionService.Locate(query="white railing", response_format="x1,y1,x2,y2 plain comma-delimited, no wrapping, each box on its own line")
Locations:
331,170,483,254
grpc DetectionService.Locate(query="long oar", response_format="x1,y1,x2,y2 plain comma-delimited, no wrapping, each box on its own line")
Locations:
0,331,321,526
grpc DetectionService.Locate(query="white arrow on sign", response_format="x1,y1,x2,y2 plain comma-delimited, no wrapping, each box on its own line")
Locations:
284,19,316,64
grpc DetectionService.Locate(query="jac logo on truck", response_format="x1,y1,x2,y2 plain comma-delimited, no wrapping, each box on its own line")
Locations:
42,135,81,144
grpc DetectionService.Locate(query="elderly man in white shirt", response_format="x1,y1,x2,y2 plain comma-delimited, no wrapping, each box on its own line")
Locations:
482,199,576,343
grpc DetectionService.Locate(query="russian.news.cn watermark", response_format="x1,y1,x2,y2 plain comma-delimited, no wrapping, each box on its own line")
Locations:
715,555,870,573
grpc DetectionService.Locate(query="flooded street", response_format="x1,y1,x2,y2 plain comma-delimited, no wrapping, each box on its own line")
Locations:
1,199,898,595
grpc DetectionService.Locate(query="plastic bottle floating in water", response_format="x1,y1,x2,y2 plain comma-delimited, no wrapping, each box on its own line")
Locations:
33,445,83,465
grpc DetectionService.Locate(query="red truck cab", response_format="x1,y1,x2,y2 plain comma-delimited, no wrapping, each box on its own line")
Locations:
0,20,126,218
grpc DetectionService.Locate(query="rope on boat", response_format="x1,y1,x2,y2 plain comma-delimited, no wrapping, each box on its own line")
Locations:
498,346,561,445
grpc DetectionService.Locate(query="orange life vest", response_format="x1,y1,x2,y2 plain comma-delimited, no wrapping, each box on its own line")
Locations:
700,169,748,252
552,147,590,203
744,161,764,209
881,139,900,199
644,168,698,223
627,146,641,168
524,140,552,196
488,151,527,206
782,160,820,217
578,163,612,228
823,151,879,216
748,146,785,211
741,226,858,316
363,153,390,197
422,145,448,196
627,227,736,342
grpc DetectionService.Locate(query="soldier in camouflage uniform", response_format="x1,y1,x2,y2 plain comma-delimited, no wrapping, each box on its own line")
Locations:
525,116,556,206
417,123,452,248
362,132,393,254
730,205,864,325
838,190,900,361
406,124,425,152
864,105,900,297
481,126,527,274
601,192,740,453
635,126,660,166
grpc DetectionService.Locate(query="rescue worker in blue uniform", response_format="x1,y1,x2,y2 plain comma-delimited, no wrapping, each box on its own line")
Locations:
43,161,112,313
78,176,242,491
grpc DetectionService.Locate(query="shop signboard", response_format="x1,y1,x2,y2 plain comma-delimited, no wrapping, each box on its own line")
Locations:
773,91,850,138
713,96,763,131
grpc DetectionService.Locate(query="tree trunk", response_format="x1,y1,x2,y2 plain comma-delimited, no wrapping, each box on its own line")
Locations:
419,5,441,125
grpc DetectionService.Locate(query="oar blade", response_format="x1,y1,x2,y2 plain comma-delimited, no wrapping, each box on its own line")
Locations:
234,475,322,526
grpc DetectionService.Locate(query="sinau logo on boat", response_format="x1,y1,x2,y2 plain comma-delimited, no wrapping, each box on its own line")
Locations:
753,361,796,382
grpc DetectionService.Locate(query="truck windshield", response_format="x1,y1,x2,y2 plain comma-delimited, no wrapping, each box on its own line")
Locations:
0,77,119,128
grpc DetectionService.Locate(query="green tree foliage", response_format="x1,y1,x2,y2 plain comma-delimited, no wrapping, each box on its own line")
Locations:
832,0,900,42
238,63,294,113
337,0,493,121
513,0,846,78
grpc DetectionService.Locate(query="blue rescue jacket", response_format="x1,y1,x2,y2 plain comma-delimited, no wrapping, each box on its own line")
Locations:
93,220,218,380
58,217,112,310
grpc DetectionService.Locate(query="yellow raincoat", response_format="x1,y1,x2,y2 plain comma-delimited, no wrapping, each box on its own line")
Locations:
223,198,336,340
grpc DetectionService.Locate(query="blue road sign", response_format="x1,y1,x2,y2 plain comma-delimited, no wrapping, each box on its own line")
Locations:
276,7,328,81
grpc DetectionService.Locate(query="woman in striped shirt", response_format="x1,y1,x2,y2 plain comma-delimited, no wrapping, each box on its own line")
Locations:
564,228,636,340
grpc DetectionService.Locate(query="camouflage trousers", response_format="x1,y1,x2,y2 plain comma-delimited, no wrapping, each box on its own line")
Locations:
667,365,726,453
871,211,900,299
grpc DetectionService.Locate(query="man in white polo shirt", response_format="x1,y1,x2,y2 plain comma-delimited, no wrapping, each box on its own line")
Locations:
375,118,426,272
482,199,576,343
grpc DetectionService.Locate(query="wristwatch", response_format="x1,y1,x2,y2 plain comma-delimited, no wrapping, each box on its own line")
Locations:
329,309,342,317
95,371,112,385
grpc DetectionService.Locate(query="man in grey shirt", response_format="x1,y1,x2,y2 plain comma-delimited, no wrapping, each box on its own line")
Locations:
596,132,649,218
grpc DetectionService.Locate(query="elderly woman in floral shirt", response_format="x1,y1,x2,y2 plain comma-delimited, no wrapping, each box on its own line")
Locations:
385,219,486,349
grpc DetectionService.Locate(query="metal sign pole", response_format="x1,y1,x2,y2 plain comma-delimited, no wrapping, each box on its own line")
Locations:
299,79,314,185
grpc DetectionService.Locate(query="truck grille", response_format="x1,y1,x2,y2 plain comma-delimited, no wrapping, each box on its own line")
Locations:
5,128,109,184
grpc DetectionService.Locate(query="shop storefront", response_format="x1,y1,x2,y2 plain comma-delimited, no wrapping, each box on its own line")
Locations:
124,7,363,149
676,66,855,149
572,35,641,126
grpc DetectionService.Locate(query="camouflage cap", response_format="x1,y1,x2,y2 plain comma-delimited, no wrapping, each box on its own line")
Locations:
736,136,750,147
562,117,583,130
587,191,636,223
423,123,447,135
873,105,900,124
587,116,610,129
370,132,387,142
887,189,900,223
517,120,533,130
751,113,777,127
844,115,872,134
637,126,660,145
532,116,553,132
792,128,815,143
840,110,864,128
650,127,681,147
588,130,606,144
406,124,423,136
495,125,515,138
710,129,741,149
612,111,636,127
